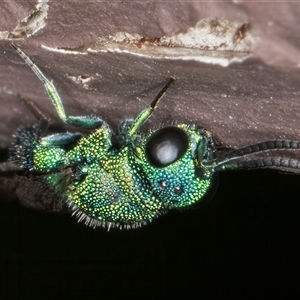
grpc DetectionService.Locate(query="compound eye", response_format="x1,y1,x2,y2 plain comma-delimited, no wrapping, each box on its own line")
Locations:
145,127,189,167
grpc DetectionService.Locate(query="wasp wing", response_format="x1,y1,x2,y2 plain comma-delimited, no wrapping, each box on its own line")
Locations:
0,163,72,213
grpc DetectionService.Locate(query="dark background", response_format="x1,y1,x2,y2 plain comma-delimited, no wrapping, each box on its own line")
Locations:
1,166,300,300
1,2,300,299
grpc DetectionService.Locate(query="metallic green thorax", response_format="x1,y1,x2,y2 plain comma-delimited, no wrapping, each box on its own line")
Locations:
30,124,213,229
9,44,214,229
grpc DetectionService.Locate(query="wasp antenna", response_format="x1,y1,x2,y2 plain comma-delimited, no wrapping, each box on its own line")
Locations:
203,140,300,170
217,156,300,173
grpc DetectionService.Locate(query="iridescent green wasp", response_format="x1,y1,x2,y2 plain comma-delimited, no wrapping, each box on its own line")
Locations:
1,43,300,230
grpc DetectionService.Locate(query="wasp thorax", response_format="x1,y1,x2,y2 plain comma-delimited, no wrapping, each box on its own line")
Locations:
145,127,189,167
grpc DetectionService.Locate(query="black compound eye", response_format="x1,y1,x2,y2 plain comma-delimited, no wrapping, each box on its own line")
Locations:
145,127,189,167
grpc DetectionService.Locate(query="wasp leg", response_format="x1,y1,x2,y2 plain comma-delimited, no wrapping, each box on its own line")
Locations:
41,132,82,147
12,43,105,130
17,93,49,134
126,77,175,139
17,93,47,123
16,93,82,148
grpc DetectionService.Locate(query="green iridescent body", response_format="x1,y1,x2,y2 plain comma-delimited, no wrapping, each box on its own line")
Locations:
8,44,217,229
6,44,300,230
15,121,213,228
67,124,212,226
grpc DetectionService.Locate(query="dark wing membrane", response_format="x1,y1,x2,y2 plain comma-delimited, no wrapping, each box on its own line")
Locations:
0,166,72,213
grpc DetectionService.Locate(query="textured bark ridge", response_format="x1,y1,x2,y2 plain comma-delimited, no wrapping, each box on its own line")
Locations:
1,2,300,151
